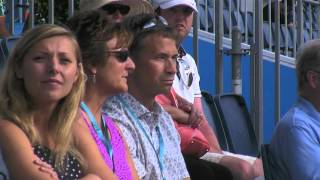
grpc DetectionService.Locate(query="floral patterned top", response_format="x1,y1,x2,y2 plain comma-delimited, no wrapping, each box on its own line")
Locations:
103,93,189,180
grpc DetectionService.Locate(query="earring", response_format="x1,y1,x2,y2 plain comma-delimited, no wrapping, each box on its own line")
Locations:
87,73,96,84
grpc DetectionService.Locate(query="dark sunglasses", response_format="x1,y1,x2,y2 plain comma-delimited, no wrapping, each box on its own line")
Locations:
106,50,130,62
101,4,130,15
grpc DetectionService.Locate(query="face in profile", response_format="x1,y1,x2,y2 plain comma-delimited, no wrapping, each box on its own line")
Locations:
132,35,178,95
16,36,79,105
160,5,194,40
100,3,130,23
94,37,135,95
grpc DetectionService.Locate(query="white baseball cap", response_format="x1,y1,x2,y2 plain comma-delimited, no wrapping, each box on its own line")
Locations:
153,0,198,12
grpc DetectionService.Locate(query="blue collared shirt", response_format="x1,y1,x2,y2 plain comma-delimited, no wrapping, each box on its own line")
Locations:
270,96,320,180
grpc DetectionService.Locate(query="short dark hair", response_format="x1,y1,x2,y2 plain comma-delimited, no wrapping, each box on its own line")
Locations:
296,39,320,91
122,13,179,60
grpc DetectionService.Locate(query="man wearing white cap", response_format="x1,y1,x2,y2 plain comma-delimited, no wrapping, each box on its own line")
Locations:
80,0,153,23
153,0,264,179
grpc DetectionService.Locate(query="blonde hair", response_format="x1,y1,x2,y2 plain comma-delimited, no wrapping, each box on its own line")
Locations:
0,24,85,169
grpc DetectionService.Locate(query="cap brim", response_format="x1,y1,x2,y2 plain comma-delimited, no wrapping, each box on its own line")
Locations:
159,1,198,12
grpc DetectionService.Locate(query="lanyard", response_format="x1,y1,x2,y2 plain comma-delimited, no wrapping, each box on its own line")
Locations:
117,96,166,180
80,101,114,172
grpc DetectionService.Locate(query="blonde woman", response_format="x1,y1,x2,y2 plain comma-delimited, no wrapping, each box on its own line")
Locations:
0,24,100,180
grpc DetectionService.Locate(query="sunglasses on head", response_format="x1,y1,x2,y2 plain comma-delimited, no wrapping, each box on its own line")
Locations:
106,50,130,63
101,4,130,15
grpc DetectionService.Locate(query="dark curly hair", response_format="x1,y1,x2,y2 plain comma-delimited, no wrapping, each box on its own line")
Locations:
66,10,132,73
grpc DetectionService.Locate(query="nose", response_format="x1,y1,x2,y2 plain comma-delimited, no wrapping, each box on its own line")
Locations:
125,56,135,73
48,56,60,75
112,10,124,22
166,58,176,74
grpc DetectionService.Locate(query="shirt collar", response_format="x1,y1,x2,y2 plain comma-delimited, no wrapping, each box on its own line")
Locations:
121,93,162,119
297,96,320,120
178,46,186,59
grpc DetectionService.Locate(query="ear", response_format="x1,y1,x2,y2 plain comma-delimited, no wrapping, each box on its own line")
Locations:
306,71,319,88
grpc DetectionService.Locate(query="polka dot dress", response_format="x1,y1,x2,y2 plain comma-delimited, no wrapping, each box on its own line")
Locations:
33,144,84,180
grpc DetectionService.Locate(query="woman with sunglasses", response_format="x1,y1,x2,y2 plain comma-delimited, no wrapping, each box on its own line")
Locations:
67,10,138,180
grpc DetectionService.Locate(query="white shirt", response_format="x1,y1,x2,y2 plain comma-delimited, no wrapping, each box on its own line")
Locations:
173,50,201,103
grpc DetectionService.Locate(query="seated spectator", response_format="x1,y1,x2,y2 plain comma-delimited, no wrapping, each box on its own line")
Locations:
153,0,264,179
270,39,320,180
0,24,100,180
103,14,191,180
66,10,138,180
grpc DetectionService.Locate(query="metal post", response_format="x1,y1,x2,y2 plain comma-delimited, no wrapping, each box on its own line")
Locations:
68,0,74,18
29,0,34,29
231,26,242,95
215,0,223,94
275,0,281,124
297,0,304,48
8,0,14,35
193,3,199,65
252,0,264,146
48,0,54,24
18,0,23,23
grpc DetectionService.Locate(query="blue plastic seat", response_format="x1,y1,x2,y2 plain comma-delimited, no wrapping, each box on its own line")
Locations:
263,22,274,49
261,144,274,180
213,94,259,156
0,39,7,70
201,91,230,151
199,0,214,32
0,149,8,180
2,36,20,56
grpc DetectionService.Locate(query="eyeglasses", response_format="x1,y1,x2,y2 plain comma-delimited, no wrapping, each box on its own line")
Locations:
143,16,168,29
101,4,130,15
105,50,130,62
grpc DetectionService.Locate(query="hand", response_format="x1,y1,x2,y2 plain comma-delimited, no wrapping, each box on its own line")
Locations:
175,94,193,112
33,159,59,180
187,106,203,128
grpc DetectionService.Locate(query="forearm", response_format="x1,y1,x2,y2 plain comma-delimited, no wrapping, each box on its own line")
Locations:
162,105,190,124
193,97,222,152
197,119,222,153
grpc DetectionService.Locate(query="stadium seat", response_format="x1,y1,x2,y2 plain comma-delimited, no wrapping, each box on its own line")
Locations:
2,36,20,57
303,29,311,42
261,144,274,180
223,9,232,35
0,149,8,180
201,91,230,151
280,25,294,51
199,0,214,32
263,22,274,49
0,39,7,70
224,0,237,10
213,94,259,156
231,11,245,35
